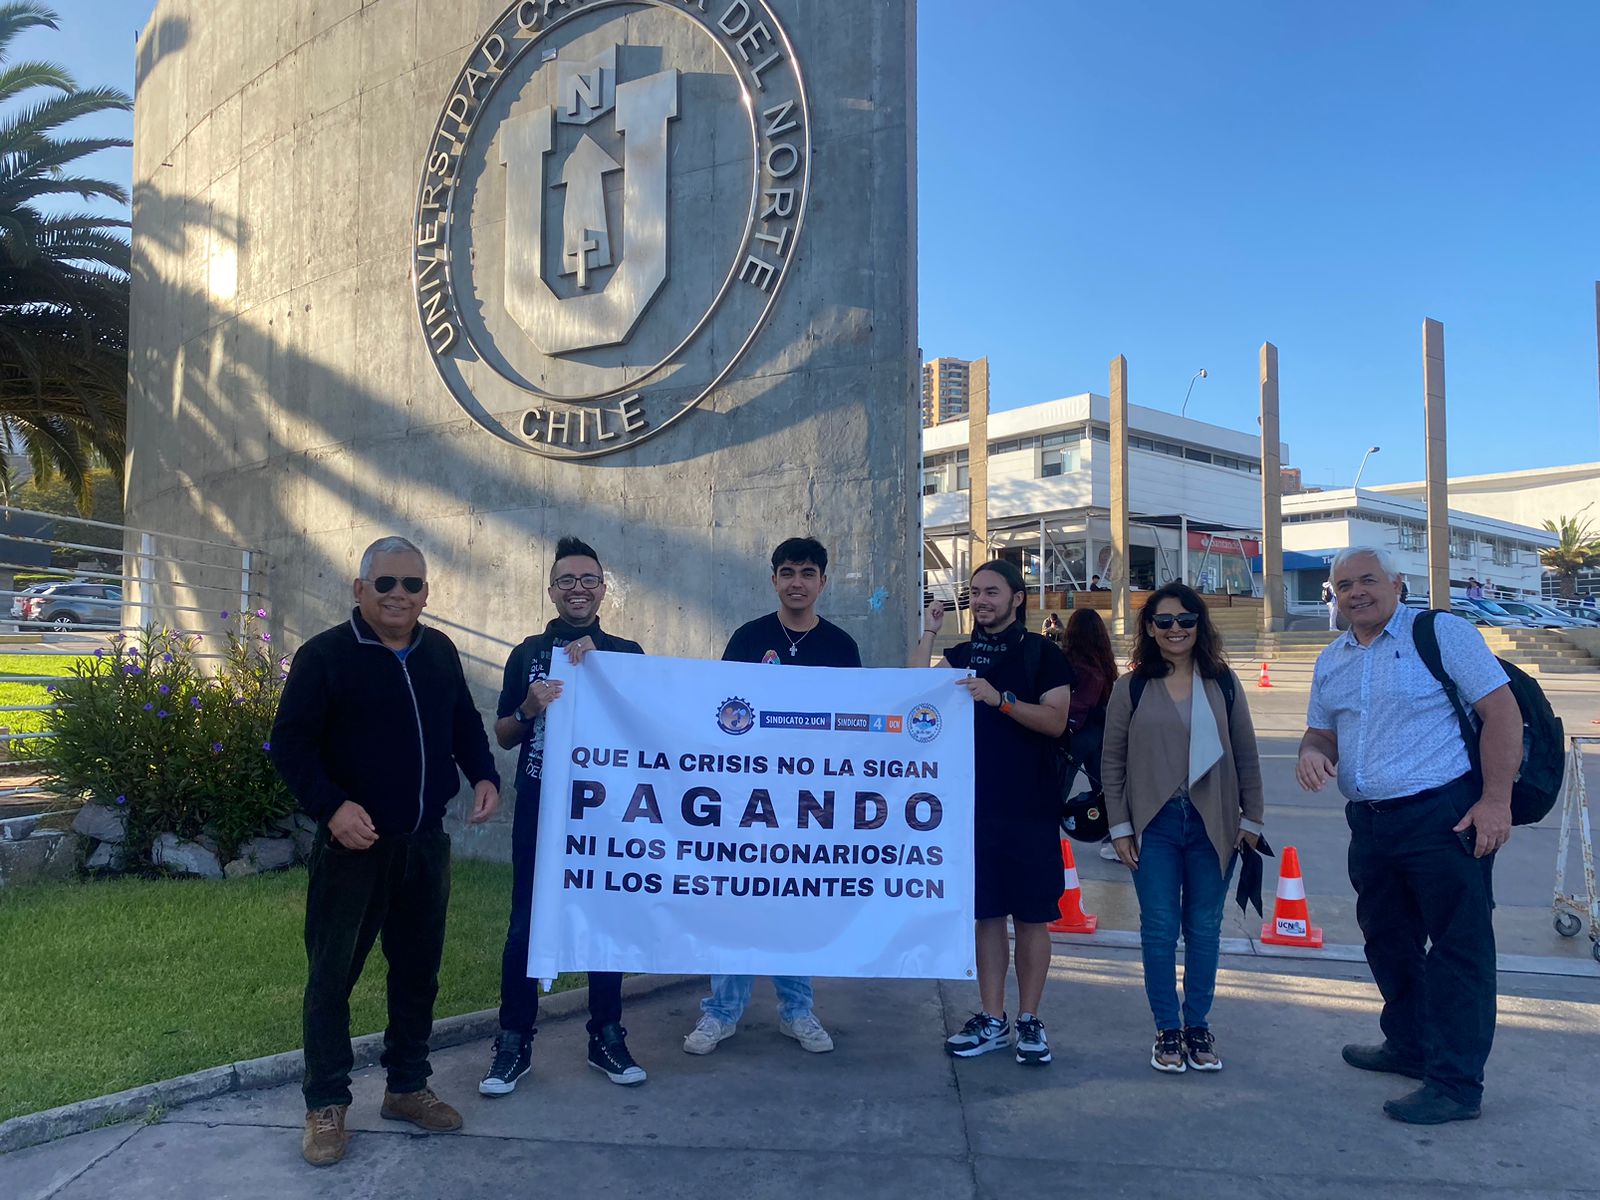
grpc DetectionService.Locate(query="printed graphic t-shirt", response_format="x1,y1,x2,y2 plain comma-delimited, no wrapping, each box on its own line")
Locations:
722,612,862,668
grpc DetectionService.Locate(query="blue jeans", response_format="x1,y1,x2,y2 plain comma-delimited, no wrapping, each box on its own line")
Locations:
700,976,813,1024
1129,795,1237,1031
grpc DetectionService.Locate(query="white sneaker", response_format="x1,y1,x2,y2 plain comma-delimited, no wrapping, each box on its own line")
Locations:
683,1015,737,1055
1098,840,1119,862
779,1012,835,1053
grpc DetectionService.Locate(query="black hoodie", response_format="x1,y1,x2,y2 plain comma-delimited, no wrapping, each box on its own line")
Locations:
270,608,499,834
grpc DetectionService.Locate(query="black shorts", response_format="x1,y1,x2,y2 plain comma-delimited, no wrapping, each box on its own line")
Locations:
974,818,1063,924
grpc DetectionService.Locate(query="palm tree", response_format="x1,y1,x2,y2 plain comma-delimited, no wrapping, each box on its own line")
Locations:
1540,508,1600,598
0,1,131,509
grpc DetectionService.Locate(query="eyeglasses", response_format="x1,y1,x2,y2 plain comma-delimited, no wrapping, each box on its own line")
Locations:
1150,612,1200,630
366,576,425,594
552,573,603,591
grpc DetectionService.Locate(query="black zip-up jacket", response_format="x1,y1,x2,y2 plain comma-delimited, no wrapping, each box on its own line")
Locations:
270,609,500,834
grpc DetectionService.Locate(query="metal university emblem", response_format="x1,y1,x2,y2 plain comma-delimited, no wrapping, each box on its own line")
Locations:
412,0,811,459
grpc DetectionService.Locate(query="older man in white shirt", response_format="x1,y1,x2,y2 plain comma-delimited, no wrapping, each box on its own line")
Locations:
1297,546,1520,1126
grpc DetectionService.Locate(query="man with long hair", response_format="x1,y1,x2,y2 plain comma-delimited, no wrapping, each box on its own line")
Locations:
914,559,1072,1066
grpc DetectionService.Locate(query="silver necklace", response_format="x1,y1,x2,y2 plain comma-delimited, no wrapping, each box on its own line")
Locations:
780,621,814,657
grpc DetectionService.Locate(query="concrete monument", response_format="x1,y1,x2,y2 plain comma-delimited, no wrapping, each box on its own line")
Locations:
126,0,917,855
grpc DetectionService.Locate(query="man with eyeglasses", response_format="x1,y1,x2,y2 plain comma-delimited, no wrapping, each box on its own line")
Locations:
271,536,501,1167
480,535,649,1097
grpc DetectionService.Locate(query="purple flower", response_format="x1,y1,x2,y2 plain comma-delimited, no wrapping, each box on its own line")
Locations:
211,742,224,753
157,710,168,719
189,696,202,709
142,702,153,712
115,795,126,806
278,657,289,670
260,741,271,751
255,608,267,619
220,610,230,620
94,648,104,658
158,684,170,695
162,653,173,663
45,684,55,693
260,632,272,643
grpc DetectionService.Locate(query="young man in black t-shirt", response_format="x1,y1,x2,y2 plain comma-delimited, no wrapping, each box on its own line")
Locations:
480,537,648,1096
684,537,861,1058
913,559,1073,1066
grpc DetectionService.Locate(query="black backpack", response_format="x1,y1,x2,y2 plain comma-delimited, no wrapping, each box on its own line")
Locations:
1129,669,1237,719
1018,635,1114,831
1412,610,1565,825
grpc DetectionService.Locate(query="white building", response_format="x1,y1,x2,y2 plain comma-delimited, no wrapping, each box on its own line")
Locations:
921,393,1280,595
1280,489,1556,605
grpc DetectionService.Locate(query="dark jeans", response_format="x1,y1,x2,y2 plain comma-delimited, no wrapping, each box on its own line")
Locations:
1346,775,1497,1106
302,825,451,1110
1129,795,1237,1031
499,783,622,1037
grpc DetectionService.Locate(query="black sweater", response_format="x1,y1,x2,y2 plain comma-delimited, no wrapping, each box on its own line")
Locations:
270,609,500,834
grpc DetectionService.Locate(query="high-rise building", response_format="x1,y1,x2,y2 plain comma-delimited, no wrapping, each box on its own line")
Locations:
921,357,972,426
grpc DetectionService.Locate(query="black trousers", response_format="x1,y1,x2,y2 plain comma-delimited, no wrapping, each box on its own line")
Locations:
1346,776,1497,1106
302,825,451,1110
499,783,623,1037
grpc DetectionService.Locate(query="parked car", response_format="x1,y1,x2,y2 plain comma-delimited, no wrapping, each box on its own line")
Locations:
1455,597,1532,628
8,577,94,619
1490,599,1586,628
20,583,123,630
1404,597,1525,628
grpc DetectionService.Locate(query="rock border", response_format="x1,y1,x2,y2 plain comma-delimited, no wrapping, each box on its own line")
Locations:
0,974,696,1155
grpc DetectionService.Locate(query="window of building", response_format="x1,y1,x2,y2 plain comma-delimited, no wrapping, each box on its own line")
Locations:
1039,447,1079,478
1184,448,1213,464
1492,540,1516,567
1449,530,1473,560
956,465,969,491
1400,523,1424,551
922,470,944,496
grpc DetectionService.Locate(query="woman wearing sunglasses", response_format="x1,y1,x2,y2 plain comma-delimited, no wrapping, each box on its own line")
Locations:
1100,583,1264,1073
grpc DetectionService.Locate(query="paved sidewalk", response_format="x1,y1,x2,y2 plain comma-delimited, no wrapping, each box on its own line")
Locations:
7,946,1599,1200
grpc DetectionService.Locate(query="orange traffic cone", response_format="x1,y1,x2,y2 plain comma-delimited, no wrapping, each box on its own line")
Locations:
1049,838,1098,934
1258,662,1272,688
1259,845,1322,948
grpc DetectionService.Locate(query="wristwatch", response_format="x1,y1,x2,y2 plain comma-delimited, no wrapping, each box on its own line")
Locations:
513,705,534,723
998,690,1017,715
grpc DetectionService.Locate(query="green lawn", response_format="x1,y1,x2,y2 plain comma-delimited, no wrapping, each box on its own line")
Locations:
0,653,84,759
0,860,583,1122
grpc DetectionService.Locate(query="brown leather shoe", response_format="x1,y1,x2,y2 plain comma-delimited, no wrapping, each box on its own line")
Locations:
302,1104,349,1167
380,1086,462,1133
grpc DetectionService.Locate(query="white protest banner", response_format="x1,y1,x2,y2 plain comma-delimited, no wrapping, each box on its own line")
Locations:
528,652,975,982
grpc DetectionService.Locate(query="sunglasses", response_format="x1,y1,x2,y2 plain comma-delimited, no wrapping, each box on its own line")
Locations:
1150,612,1200,630
366,576,425,594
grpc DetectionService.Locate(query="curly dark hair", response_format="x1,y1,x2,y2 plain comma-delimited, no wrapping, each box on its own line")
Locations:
1130,582,1229,680
1063,608,1119,690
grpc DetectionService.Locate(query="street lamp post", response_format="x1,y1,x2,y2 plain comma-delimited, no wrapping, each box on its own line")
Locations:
1354,445,1381,489
1179,369,1208,419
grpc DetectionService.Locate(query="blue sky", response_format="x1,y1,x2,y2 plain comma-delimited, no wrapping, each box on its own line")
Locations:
34,1,1600,489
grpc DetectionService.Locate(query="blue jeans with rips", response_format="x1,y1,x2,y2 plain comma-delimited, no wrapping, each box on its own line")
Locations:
1129,795,1237,1031
700,975,813,1024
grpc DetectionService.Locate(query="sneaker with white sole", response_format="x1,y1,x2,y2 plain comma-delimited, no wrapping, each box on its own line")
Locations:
1098,839,1119,862
944,1012,1010,1058
683,1014,737,1055
1183,1025,1221,1071
587,1022,647,1085
779,1012,835,1053
1014,1014,1051,1066
478,1030,532,1097
1151,1028,1186,1073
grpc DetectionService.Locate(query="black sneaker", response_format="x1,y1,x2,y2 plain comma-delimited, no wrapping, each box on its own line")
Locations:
588,1022,648,1086
944,1012,1009,1058
1150,1028,1186,1074
1183,1026,1221,1071
479,1030,532,1096
1014,1015,1051,1066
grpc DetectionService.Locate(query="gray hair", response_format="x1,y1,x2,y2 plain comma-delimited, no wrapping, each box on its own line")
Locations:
1329,544,1403,582
359,536,426,580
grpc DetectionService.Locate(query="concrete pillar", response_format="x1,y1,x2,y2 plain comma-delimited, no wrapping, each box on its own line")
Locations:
1259,342,1285,633
1424,319,1451,609
967,356,990,574
1109,355,1131,636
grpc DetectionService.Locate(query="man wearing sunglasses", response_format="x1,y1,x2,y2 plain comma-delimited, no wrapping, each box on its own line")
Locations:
271,536,500,1167
480,535,649,1098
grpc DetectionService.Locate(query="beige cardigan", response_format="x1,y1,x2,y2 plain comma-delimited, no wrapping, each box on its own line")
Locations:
1100,670,1265,876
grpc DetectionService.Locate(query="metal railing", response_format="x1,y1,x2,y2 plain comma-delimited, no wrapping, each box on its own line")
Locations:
0,506,269,799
